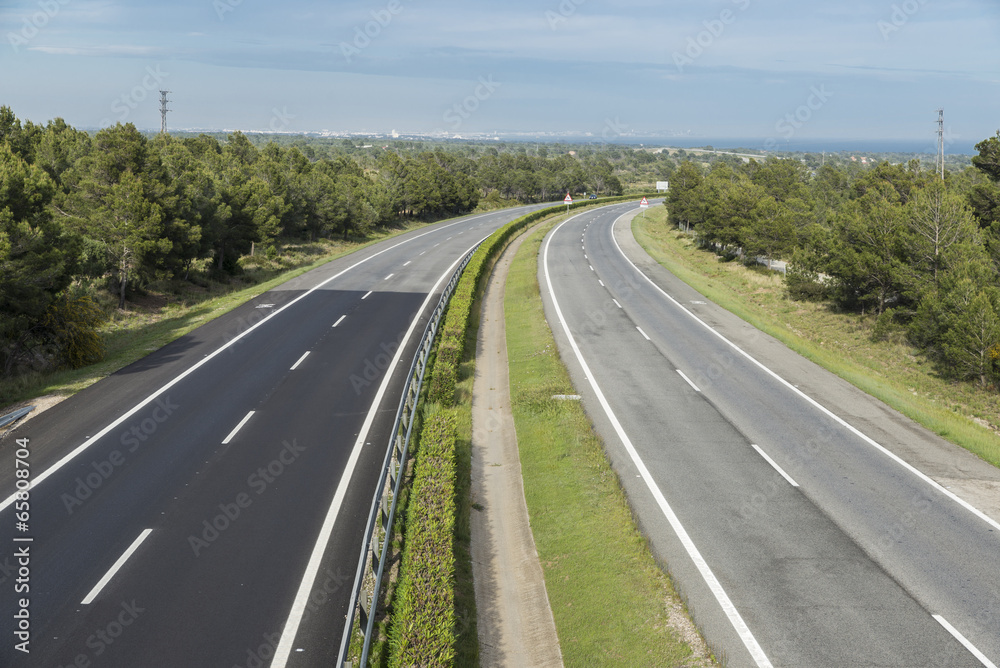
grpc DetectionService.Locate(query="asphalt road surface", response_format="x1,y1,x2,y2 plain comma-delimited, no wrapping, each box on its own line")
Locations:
0,203,553,668
539,202,999,668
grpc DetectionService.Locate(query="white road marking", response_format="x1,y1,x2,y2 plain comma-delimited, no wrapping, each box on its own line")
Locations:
608,213,1000,534
361,291,372,300
222,411,255,444
612,299,622,309
384,273,394,280
290,352,310,371
403,261,411,266
589,265,594,271
677,370,700,392
81,529,152,604
933,615,997,668
751,444,799,488
272,234,494,667
599,280,605,287
0,209,501,513
636,326,651,341
543,214,773,668
333,315,346,328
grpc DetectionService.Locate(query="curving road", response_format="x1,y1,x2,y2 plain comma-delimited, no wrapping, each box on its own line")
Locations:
0,203,555,668
539,202,1000,667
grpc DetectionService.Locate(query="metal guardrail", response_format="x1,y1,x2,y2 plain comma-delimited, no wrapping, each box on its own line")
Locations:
337,240,484,667
0,406,34,430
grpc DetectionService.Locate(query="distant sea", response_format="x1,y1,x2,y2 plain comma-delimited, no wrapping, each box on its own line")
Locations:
593,136,978,156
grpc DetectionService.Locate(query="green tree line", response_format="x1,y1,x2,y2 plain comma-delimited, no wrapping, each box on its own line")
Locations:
0,108,650,378
667,132,1000,389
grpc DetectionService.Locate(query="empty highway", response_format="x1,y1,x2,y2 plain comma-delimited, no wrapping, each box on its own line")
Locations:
0,203,553,668
539,202,1000,667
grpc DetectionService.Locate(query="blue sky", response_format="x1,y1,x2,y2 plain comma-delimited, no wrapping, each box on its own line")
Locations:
1,0,998,148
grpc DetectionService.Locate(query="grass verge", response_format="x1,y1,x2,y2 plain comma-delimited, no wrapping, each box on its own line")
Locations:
505,219,716,666
633,206,1000,469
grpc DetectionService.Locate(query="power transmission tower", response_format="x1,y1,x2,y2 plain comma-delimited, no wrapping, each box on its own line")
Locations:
159,91,171,134
936,108,944,180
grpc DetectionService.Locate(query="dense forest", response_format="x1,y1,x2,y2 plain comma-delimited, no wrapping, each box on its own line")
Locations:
667,131,1000,389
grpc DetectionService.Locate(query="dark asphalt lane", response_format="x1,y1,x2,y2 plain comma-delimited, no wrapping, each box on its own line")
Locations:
540,203,998,667
0,203,554,667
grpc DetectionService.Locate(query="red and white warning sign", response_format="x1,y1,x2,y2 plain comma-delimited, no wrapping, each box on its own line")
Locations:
639,196,649,208
564,193,573,204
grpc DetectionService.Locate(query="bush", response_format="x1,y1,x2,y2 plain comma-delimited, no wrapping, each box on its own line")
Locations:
785,264,828,301
389,410,458,667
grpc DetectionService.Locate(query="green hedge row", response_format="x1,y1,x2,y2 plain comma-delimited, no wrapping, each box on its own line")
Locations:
388,410,459,667
387,195,652,665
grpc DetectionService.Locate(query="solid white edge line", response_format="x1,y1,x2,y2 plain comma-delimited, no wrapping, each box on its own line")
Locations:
270,235,491,667
361,291,373,300
543,212,774,668
636,326,651,341
751,444,800,488
676,369,700,392
222,411,254,445
608,213,1000,534
333,315,347,328
290,352,310,371
933,615,997,668
0,209,502,514
81,529,152,604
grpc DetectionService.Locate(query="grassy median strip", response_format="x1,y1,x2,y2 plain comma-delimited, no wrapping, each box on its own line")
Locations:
505,221,716,666
633,206,1000,469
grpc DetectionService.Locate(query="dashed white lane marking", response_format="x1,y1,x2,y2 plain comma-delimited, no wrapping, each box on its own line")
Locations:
361,291,372,300
333,315,346,328
290,352,310,371
677,369,700,392
403,261,411,267
612,299,622,309
222,411,254,445
636,326,651,340
751,444,800,488
81,529,153,604
384,273,394,280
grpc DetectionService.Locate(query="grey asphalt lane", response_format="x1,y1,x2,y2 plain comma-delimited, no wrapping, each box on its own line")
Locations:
539,203,998,668
0,203,555,668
